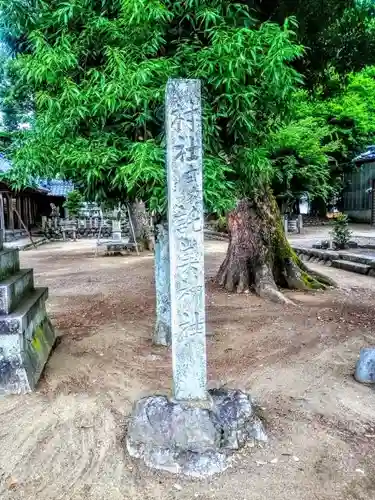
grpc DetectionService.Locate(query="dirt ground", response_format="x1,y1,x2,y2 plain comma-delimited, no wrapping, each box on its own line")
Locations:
1,239,375,500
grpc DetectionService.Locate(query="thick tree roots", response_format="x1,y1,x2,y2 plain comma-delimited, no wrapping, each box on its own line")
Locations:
217,196,335,304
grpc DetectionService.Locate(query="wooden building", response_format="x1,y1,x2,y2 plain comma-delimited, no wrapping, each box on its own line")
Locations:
0,182,48,231
0,155,74,236
343,146,375,224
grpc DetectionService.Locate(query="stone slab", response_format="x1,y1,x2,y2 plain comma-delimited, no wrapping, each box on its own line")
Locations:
126,389,267,477
0,268,34,314
0,248,20,281
0,287,48,335
331,259,370,275
355,347,375,383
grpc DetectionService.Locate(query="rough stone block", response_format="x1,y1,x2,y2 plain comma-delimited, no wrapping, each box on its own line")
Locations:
355,348,375,383
0,249,20,281
0,269,34,314
126,389,267,477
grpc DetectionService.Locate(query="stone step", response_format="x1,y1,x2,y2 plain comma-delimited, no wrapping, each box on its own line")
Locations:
0,269,34,315
338,252,375,266
332,260,370,275
0,287,48,335
0,248,19,281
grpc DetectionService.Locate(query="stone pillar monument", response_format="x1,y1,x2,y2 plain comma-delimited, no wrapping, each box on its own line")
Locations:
126,79,267,477
166,79,207,402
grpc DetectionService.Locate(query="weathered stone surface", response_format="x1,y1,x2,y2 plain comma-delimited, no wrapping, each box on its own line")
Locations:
153,223,171,346
355,348,375,383
0,316,55,394
166,79,207,402
126,389,267,477
0,269,34,315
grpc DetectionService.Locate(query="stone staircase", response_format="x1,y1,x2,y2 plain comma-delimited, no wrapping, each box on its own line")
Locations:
0,235,56,395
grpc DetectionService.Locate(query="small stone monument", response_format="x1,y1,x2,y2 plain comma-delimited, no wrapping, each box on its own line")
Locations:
0,237,56,394
126,79,267,477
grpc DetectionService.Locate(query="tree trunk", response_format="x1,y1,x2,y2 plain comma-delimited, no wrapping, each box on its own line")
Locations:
217,193,335,304
129,200,154,251
153,222,171,346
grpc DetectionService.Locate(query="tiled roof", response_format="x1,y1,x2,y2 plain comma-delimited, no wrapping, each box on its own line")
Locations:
37,179,74,197
0,155,74,197
354,146,375,164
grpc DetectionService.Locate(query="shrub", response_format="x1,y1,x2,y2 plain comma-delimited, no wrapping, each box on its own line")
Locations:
331,214,352,249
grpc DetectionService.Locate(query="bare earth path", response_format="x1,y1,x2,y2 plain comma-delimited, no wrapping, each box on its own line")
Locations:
1,240,375,500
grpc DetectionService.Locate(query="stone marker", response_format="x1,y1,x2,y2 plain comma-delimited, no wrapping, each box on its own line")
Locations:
111,218,122,241
0,236,56,394
166,78,207,402
126,79,267,477
153,222,171,346
355,347,375,383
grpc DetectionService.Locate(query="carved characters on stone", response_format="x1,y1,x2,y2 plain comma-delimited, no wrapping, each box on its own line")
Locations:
166,79,207,402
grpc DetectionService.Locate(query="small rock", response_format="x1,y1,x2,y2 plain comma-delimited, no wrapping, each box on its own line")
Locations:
7,477,18,490
355,347,375,384
292,456,300,462
174,484,182,491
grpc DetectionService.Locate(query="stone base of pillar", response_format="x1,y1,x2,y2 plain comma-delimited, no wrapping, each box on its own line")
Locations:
126,388,267,477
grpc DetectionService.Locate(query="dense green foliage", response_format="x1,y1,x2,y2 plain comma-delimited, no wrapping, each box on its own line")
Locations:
1,0,375,215
255,0,375,90
63,190,84,219
0,0,302,214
